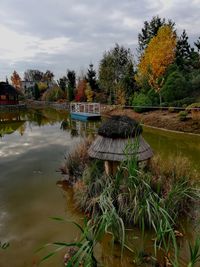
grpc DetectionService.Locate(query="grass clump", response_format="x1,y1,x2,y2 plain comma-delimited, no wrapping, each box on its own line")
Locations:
60,138,92,185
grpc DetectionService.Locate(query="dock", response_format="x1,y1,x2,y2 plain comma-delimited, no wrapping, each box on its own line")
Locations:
70,102,101,121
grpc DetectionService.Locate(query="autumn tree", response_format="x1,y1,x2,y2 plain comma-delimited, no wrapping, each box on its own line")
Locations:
136,25,177,105
11,70,22,91
75,79,87,102
138,16,175,56
85,83,94,102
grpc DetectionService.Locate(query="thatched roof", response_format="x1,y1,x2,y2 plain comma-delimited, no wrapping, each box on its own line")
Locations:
0,82,20,96
88,116,153,162
98,115,142,138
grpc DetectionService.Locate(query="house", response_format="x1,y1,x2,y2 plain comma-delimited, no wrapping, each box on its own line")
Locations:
0,82,20,105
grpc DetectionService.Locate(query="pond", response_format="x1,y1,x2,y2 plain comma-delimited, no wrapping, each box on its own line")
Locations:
0,107,199,267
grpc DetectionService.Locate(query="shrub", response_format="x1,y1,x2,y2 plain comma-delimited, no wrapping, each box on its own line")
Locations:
169,97,196,107
178,111,188,121
186,103,200,120
132,93,152,112
168,107,175,113
162,70,189,102
42,85,65,102
60,138,92,185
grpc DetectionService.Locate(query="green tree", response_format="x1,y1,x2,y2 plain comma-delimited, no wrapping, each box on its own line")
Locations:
33,83,40,100
175,30,192,70
86,64,99,92
162,70,189,102
66,70,76,101
58,76,67,92
99,44,134,104
194,37,200,52
24,69,44,82
138,16,175,56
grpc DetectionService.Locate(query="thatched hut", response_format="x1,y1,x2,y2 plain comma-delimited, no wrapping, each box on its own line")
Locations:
0,82,20,105
88,116,153,175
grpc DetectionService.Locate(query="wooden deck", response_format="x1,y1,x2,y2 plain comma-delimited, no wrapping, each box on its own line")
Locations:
70,102,101,121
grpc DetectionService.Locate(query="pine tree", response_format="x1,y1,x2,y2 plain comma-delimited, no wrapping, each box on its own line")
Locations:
175,30,192,69
86,64,99,92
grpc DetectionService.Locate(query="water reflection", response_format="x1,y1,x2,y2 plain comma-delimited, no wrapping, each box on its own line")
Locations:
60,118,101,138
0,108,199,267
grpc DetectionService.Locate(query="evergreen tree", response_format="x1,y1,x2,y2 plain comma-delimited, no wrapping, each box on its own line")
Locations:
86,64,99,92
138,16,175,56
33,83,40,100
175,30,192,69
66,70,76,101
194,37,200,52
58,76,67,92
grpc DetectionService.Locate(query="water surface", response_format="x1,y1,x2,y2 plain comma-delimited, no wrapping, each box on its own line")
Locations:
0,108,199,267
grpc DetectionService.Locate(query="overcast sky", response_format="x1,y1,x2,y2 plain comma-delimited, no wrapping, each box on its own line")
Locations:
0,0,200,81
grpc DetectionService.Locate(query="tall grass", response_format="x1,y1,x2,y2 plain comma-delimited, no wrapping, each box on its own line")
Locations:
56,138,200,266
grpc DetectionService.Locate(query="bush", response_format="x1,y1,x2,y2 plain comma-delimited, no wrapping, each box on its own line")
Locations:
132,93,152,113
178,111,188,121
168,107,175,113
186,103,200,120
169,97,196,107
162,70,189,103
42,86,65,102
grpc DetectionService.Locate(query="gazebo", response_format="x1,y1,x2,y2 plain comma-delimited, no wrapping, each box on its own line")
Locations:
0,82,20,105
88,115,153,175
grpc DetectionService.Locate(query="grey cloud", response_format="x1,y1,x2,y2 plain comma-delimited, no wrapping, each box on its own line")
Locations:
0,0,200,80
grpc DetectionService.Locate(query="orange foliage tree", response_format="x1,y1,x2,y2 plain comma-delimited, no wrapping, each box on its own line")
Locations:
75,79,87,102
136,25,177,104
11,70,22,91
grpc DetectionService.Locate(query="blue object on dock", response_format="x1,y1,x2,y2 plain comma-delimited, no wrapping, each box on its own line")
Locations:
70,112,101,121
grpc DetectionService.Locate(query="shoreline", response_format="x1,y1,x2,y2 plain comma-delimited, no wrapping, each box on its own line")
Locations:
1,101,199,135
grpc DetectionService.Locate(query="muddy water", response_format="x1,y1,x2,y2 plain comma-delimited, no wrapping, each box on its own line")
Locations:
0,108,199,267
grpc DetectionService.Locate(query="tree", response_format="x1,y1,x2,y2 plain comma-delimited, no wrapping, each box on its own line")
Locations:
194,37,200,52
85,83,94,102
136,25,177,105
162,70,189,102
75,79,87,102
43,70,54,83
175,30,192,70
86,64,99,92
33,83,40,100
138,16,175,56
58,76,67,92
11,70,22,90
67,70,76,101
99,44,135,104
24,69,44,82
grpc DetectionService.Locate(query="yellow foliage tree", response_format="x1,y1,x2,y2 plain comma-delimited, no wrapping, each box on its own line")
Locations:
116,85,126,106
37,82,48,92
85,83,94,102
136,25,177,104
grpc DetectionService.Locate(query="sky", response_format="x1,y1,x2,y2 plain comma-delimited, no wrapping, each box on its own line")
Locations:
0,0,200,81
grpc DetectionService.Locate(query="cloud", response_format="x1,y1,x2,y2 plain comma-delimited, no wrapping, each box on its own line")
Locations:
0,0,199,80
